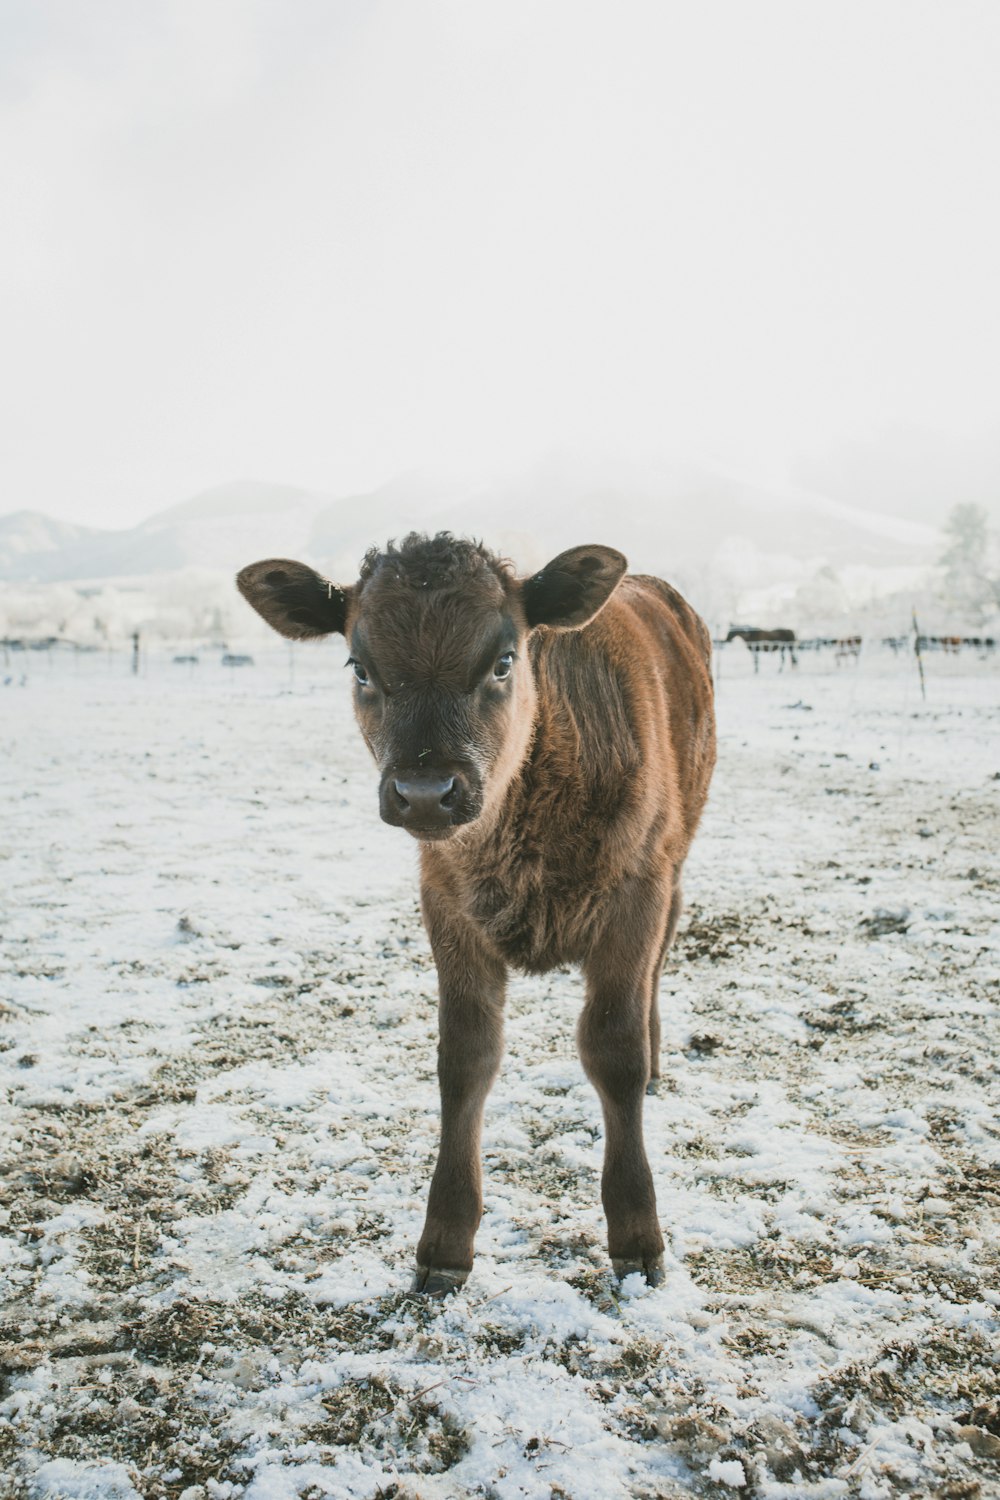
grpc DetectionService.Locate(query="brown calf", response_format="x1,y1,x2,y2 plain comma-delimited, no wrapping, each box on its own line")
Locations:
237,533,716,1293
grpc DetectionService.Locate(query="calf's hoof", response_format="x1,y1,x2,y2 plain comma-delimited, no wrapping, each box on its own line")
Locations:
612,1254,665,1287
411,1263,469,1298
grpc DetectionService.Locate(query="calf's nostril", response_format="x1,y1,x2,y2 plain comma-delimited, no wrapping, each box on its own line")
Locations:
440,777,457,808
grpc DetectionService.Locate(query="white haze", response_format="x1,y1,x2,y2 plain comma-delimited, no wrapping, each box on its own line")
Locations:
2,0,1000,531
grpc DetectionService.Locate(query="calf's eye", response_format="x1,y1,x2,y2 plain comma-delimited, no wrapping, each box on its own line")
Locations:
493,652,514,680
350,659,369,686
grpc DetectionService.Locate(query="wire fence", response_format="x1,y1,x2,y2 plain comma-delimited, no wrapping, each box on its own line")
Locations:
5,631,1000,702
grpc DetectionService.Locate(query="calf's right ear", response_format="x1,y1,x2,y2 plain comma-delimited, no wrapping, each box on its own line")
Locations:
236,559,349,639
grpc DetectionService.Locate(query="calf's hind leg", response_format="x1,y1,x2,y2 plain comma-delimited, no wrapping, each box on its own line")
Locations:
414,887,506,1296
648,872,683,1089
579,878,669,1285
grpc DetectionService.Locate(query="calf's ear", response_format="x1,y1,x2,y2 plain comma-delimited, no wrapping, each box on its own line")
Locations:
236,559,349,639
521,545,627,630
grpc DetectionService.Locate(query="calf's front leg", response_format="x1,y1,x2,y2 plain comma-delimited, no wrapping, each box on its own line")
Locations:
413,886,506,1296
579,880,669,1284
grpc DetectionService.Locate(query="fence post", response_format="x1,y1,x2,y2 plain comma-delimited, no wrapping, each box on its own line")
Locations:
911,609,926,701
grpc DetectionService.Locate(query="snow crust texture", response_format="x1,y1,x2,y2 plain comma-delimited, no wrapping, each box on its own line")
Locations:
1,647,998,1499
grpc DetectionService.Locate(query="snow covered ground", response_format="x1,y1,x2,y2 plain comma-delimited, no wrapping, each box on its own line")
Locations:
1,642,998,1500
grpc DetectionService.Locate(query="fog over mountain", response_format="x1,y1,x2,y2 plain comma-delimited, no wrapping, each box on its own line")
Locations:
0,459,939,590
791,429,1000,528
0,483,314,584
11,454,993,648
0,512,108,578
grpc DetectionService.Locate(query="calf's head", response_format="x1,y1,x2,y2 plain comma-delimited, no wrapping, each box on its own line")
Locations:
237,533,626,840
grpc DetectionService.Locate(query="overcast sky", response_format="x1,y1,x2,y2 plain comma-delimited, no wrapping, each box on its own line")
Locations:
2,0,999,529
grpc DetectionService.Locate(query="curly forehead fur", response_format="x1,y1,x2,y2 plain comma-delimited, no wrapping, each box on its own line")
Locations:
358,532,512,594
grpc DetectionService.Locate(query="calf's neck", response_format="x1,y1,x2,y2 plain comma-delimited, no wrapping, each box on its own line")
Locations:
238,532,716,1293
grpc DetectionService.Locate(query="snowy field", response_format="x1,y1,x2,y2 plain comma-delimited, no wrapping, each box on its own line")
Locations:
1,642,998,1500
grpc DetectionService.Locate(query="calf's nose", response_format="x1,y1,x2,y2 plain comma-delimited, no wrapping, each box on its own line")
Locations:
393,773,456,823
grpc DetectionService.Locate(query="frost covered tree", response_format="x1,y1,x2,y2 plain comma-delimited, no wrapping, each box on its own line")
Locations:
938,502,999,623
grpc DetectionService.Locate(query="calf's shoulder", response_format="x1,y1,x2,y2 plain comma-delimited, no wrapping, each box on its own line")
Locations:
421,571,715,974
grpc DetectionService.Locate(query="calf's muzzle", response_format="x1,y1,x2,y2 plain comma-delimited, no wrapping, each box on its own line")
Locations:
380,769,469,836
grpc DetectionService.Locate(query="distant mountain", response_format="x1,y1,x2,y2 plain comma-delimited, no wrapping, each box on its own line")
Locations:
0,510,110,581
142,480,311,527
132,480,324,573
0,462,941,590
0,481,326,583
306,455,940,584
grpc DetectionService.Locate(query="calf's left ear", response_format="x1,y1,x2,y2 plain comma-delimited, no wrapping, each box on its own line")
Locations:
236,559,349,639
521,545,628,630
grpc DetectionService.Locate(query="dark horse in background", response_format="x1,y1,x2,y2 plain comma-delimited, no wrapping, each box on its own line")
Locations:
238,533,716,1294
726,625,798,671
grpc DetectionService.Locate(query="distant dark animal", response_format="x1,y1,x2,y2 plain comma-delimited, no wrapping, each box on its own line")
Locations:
725,625,797,671
834,636,862,665
919,634,996,655
237,533,716,1293
2,635,80,653
173,654,200,665
929,636,995,654
859,632,998,657
221,653,254,667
